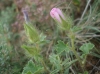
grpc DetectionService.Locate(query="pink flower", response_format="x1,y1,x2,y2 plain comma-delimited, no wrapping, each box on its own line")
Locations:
50,8,65,23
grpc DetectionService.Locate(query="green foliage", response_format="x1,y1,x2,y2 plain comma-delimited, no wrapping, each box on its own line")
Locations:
22,45,39,57
49,54,61,74
39,33,47,44
55,40,70,54
22,60,43,74
79,43,94,65
0,5,16,74
49,54,77,74
1,0,100,74
21,0,100,74
56,14,73,31
24,24,40,43
0,6,16,25
61,16,72,30
22,3,96,73
80,43,94,54
71,26,82,33
0,4,27,74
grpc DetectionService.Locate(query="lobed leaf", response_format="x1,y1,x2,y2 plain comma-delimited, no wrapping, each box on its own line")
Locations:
79,43,94,54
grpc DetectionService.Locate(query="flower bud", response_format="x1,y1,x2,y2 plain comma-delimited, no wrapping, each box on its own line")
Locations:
50,8,72,30
50,8,65,23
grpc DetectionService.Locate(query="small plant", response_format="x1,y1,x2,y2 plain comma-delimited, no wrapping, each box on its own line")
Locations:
22,7,95,74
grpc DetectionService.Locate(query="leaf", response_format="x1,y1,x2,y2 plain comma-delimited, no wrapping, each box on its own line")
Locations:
24,24,40,43
22,60,43,74
64,68,69,74
63,59,77,69
79,43,94,54
39,33,46,42
49,54,61,68
55,40,70,54
71,26,81,32
62,58,70,66
21,45,39,57
49,54,61,74
26,71,32,74
39,33,49,46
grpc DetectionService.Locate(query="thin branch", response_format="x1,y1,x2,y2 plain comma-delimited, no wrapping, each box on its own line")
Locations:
77,0,91,25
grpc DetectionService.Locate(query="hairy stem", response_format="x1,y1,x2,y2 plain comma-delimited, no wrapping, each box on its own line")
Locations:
41,59,50,73
70,33,85,71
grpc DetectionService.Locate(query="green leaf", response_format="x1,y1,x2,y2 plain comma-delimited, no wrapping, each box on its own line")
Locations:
39,33,46,42
26,71,32,74
71,26,81,32
24,24,40,43
39,33,49,46
49,54,61,74
64,68,69,74
62,58,70,66
55,40,70,54
22,60,43,74
62,59,77,69
49,54,61,67
22,45,39,57
79,43,94,54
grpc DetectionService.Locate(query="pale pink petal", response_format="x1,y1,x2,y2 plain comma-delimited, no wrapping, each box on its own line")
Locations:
50,10,55,18
50,8,57,18
50,8,61,23
56,8,65,20
53,11,61,23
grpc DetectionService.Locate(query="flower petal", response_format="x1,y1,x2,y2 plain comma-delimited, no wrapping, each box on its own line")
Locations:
50,8,62,23
56,8,65,20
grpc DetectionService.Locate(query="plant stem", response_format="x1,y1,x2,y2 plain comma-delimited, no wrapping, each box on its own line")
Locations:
71,38,81,63
70,35,85,71
41,58,50,73
35,44,50,73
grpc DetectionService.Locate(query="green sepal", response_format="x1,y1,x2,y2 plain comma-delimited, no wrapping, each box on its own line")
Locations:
61,16,72,31
71,26,82,33
21,44,40,57
24,23,40,43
